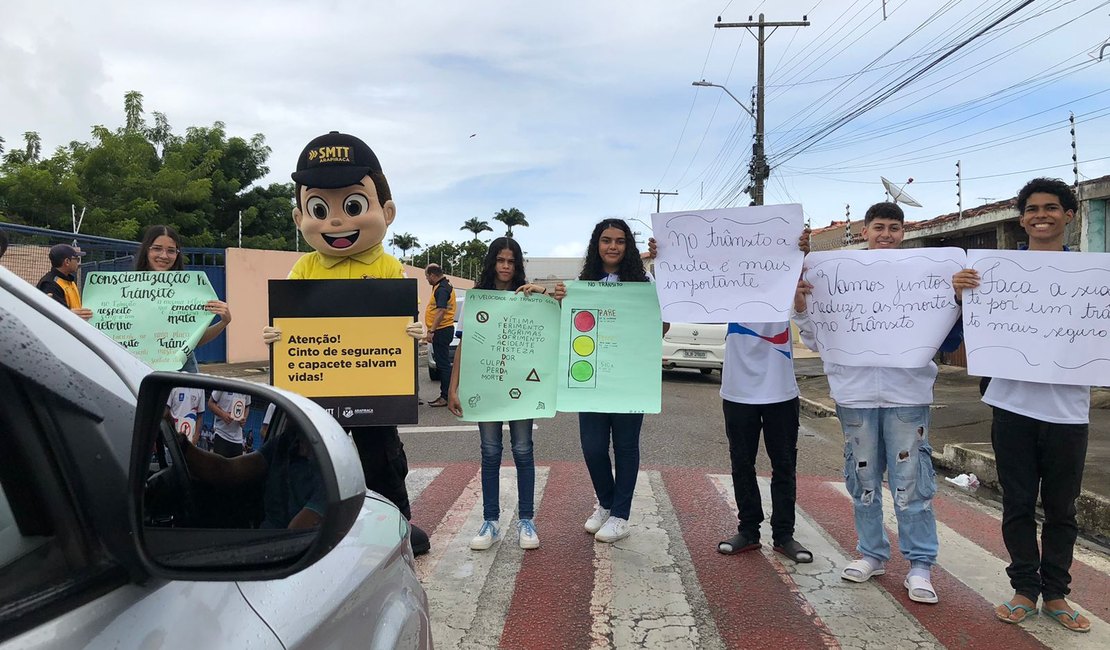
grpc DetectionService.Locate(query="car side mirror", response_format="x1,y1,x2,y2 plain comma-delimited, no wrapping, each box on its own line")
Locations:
128,372,366,581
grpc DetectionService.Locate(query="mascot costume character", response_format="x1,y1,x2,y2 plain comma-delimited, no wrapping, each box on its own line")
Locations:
263,131,430,555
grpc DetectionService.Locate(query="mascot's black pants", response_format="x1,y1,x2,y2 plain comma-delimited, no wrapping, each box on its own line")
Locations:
351,425,412,518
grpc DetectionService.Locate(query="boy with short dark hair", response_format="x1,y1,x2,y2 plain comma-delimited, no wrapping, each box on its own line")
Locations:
796,202,961,605
953,178,1091,632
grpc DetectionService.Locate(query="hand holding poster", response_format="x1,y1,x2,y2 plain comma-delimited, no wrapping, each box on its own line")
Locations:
801,248,964,368
963,250,1110,386
83,271,218,370
269,279,419,425
651,205,804,323
457,290,561,422
556,281,662,414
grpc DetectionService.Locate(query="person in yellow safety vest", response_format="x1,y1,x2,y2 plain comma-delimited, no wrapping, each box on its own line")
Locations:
37,244,92,320
423,263,456,407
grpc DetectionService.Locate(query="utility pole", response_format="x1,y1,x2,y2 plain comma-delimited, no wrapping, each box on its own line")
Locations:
1070,112,1079,191
716,13,810,205
640,189,678,213
844,204,851,246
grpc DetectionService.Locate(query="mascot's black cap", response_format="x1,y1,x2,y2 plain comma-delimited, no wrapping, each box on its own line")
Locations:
291,131,382,189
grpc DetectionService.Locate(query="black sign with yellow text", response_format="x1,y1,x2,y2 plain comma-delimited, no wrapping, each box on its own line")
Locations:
269,279,418,425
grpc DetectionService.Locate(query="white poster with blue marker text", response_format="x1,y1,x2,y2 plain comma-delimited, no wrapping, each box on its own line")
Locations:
801,248,965,368
964,249,1110,386
651,204,805,323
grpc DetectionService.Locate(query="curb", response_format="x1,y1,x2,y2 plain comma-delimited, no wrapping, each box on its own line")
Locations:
934,443,1110,542
799,396,836,419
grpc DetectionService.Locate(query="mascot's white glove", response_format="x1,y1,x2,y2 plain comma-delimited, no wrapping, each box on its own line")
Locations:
262,325,282,344
405,321,427,340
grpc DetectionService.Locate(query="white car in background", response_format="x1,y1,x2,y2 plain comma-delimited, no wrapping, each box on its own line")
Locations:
662,323,727,374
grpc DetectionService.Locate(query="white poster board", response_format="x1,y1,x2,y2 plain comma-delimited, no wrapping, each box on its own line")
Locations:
964,249,1110,386
801,248,965,368
651,205,804,323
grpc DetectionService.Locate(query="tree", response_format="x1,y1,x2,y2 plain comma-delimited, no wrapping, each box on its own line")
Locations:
413,240,461,275
457,238,488,280
390,232,420,260
460,217,493,240
493,207,528,238
124,91,146,133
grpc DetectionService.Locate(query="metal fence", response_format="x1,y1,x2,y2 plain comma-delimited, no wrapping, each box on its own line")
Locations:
0,223,228,363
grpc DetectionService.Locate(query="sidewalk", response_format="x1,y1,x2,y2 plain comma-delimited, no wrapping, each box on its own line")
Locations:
792,349,1110,542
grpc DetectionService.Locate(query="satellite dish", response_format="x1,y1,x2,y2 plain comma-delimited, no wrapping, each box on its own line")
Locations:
881,176,922,207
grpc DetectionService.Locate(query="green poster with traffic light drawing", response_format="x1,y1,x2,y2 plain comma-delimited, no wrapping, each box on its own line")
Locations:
457,290,561,422
556,281,663,414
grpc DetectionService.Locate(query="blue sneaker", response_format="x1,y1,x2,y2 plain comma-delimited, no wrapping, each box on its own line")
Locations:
518,519,540,549
470,520,500,550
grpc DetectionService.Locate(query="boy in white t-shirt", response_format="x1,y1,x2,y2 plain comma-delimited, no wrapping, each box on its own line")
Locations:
715,233,814,564
953,178,1091,633
166,387,206,444
208,391,251,458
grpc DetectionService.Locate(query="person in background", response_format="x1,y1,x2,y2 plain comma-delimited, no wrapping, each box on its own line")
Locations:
37,244,92,320
134,225,231,373
166,386,206,445
208,390,251,458
424,263,456,407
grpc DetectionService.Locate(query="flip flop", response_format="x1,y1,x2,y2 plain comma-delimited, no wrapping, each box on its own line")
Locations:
1041,607,1091,633
717,532,760,555
904,574,939,604
773,539,814,564
428,397,448,407
995,601,1036,624
841,559,885,583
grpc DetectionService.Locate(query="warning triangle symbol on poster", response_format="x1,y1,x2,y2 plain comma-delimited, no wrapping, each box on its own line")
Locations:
526,368,541,383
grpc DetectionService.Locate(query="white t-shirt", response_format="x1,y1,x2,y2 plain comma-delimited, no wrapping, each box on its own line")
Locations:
983,378,1091,425
720,322,799,405
167,387,205,439
210,391,251,444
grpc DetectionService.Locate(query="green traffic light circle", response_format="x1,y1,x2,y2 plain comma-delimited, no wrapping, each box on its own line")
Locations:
571,360,594,382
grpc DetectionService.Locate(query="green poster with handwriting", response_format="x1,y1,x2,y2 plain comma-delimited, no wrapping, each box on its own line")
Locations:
556,281,662,414
457,290,561,422
83,271,217,370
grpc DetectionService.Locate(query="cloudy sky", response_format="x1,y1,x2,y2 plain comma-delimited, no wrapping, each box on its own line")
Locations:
3,1,1108,257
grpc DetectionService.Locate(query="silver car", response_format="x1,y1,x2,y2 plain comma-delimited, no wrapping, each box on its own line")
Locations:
662,323,727,374
0,266,432,649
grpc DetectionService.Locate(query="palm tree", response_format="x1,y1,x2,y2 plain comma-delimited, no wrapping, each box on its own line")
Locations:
389,232,420,260
493,208,529,238
460,217,493,240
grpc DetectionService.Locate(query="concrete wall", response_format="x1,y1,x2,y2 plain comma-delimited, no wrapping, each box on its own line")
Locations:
224,248,474,364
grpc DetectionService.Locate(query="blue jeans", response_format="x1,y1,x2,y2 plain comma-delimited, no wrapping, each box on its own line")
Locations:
837,405,938,566
478,420,535,521
579,412,643,520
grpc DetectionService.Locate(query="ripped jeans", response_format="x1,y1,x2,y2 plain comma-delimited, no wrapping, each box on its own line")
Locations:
837,405,938,566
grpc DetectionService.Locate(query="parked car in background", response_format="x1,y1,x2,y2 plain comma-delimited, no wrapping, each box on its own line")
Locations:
662,323,727,374
0,266,432,649
427,289,465,380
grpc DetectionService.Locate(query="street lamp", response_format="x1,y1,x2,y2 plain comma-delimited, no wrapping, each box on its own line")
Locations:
692,79,767,205
692,80,754,119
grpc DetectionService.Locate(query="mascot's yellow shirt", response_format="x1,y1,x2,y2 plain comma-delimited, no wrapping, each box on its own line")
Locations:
288,244,404,280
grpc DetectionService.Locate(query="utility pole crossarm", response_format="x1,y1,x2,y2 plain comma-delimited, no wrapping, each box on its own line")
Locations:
640,189,678,213
715,21,810,28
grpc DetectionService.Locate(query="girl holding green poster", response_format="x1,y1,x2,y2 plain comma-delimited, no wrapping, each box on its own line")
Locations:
557,218,663,544
135,225,232,373
447,237,561,551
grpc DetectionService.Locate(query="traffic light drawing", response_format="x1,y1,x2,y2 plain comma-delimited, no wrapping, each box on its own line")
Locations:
568,309,599,388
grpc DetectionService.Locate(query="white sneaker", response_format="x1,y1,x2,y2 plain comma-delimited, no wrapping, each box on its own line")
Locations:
469,520,500,550
584,506,611,534
594,516,630,543
518,519,540,550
